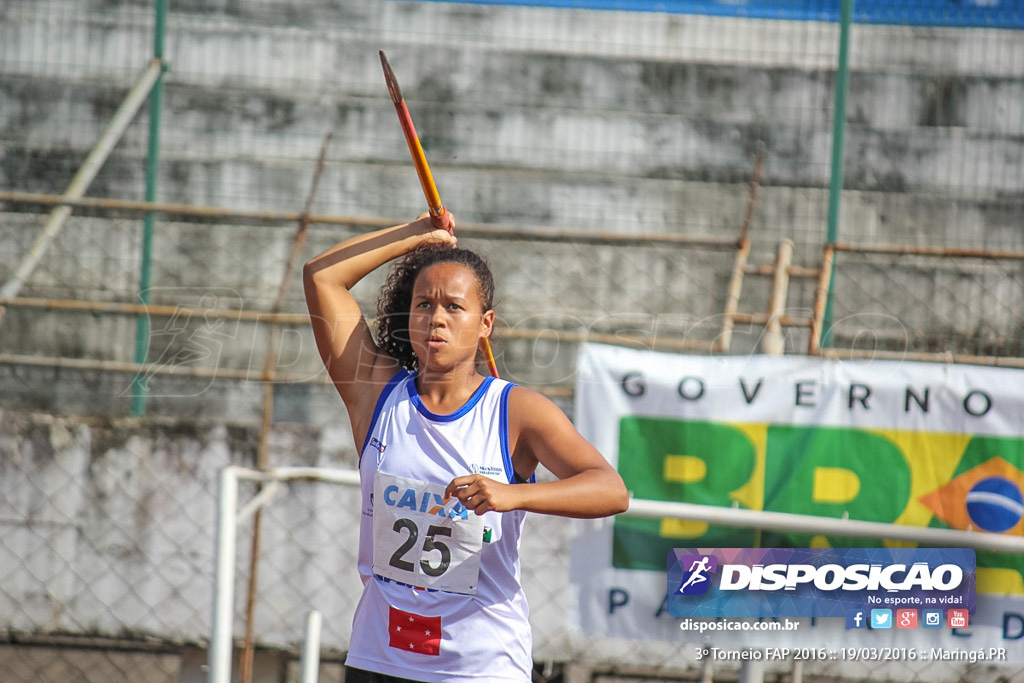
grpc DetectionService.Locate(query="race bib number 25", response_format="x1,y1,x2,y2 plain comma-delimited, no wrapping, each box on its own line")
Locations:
372,472,484,595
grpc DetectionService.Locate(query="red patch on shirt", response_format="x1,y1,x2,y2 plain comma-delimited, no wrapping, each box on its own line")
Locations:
388,606,441,656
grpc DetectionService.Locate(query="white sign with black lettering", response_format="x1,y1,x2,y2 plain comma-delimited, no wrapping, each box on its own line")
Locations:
372,472,484,595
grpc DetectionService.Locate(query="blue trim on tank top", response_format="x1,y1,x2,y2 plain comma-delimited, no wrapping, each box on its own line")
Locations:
499,382,515,484
358,369,409,461
408,373,495,422
499,383,536,485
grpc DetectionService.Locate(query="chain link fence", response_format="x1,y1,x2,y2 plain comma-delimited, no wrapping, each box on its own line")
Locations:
2,0,1024,681
6,426,1024,682
825,245,1024,362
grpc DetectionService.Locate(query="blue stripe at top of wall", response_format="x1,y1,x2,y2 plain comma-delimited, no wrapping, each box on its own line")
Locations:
419,0,1024,29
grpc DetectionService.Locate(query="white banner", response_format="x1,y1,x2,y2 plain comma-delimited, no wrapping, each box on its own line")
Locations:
570,343,1024,661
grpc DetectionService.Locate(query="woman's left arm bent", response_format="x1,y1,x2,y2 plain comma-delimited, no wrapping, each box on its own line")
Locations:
445,386,628,518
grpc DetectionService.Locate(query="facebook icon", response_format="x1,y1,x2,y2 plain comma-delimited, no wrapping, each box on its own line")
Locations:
845,609,867,629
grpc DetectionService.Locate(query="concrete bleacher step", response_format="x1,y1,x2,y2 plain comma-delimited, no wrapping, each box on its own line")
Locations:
5,1,1022,206
9,0,1023,84
4,71,1023,208
3,5,1022,266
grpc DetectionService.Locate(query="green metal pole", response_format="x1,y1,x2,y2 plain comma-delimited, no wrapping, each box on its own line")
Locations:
821,0,854,350
132,0,167,415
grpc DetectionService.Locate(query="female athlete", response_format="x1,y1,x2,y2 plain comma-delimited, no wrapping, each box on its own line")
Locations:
303,212,628,682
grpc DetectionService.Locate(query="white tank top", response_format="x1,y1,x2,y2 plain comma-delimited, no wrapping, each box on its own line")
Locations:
346,370,533,682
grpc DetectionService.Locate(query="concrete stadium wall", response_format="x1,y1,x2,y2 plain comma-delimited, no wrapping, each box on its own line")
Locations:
3,0,1022,419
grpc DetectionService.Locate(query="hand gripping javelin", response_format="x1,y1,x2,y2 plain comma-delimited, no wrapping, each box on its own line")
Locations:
379,50,499,378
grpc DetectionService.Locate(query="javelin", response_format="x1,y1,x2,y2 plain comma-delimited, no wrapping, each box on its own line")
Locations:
379,50,499,378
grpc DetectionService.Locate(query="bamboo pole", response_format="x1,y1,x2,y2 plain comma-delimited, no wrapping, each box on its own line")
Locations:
0,296,309,324
238,134,332,683
0,191,384,226
0,353,275,381
716,240,750,355
0,60,164,317
816,347,1024,369
761,239,794,355
730,313,812,328
0,296,720,353
745,264,820,278
5,339,1023,397
715,145,763,354
833,242,1024,260
0,353,590,397
808,244,835,355
0,191,737,248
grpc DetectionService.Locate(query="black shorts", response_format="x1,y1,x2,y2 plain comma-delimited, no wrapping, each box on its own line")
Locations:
345,666,426,683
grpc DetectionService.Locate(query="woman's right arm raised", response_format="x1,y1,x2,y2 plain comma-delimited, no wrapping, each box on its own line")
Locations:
302,215,455,424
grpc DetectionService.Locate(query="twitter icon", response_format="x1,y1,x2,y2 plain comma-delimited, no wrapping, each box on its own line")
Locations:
870,609,893,629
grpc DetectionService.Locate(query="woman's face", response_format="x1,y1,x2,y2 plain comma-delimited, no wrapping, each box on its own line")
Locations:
408,262,494,372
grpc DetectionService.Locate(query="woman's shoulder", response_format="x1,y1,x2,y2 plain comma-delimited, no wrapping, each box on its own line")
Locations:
505,384,566,427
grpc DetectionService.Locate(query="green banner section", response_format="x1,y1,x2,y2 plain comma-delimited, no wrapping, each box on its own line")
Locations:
614,416,1024,594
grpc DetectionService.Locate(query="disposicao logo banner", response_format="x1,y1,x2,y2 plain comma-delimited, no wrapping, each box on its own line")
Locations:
667,548,976,618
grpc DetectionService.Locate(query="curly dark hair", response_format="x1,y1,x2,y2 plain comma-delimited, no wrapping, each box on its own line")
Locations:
375,244,496,370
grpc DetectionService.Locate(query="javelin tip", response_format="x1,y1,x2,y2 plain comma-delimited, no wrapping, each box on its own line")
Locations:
379,50,403,105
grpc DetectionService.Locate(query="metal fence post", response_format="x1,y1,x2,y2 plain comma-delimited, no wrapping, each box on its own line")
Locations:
299,611,323,683
821,0,855,350
209,467,240,683
131,0,168,415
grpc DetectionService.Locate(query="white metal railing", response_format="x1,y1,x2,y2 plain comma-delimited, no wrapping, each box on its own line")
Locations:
208,465,1024,683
